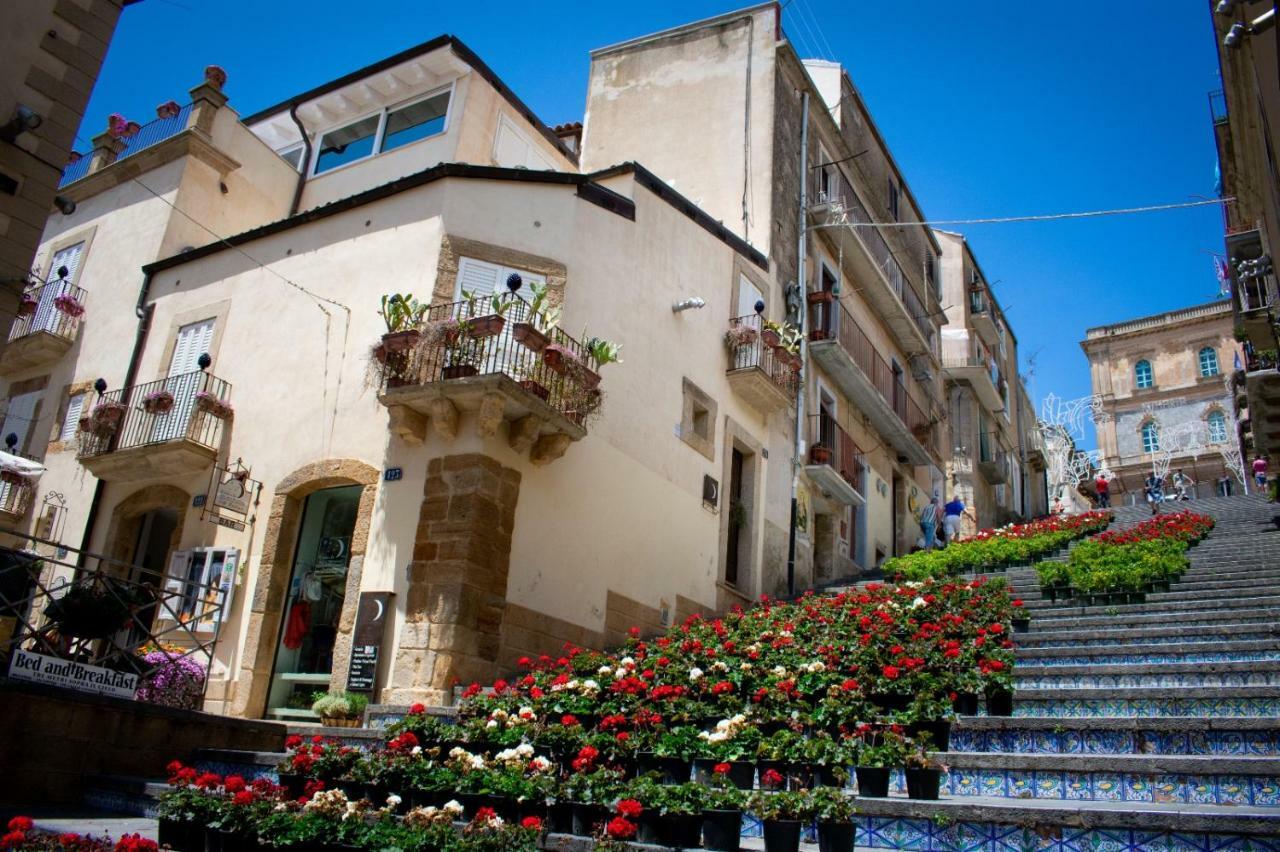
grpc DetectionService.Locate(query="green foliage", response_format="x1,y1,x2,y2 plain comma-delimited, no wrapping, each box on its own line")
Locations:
379,293,426,333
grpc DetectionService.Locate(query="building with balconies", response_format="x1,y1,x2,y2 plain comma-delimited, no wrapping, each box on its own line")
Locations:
1208,1,1280,465
1082,300,1238,503
935,230,1024,531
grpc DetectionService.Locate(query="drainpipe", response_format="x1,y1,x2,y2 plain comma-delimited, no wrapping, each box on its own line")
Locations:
287,103,311,216
76,272,155,567
786,91,809,598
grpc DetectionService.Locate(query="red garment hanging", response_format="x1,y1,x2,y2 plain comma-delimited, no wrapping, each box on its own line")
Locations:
283,599,311,650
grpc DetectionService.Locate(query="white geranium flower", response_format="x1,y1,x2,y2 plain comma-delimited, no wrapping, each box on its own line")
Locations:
386,794,402,808
615,667,627,679
598,665,612,675
411,745,422,756
772,665,788,676
444,800,464,815
485,719,499,729
620,656,635,666
689,667,704,681
911,596,927,609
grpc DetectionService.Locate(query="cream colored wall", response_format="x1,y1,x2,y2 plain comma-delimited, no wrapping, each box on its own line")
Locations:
580,7,777,254
452,73,575,171
125,173,791,698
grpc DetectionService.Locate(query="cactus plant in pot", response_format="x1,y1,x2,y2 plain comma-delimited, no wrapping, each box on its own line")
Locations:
510,279,560,354
378,293,426,357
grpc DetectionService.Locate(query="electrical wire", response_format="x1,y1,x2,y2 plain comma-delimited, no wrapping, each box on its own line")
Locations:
818,197,1232,229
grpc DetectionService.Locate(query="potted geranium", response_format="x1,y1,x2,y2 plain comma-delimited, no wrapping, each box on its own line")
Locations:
156,100,182,119
812,786,856,852
853,724,908,798
725,321,759,351
700,767,745,852
748,790,816,852
693,715,760,789
801,732,853,788
142,389,175,415
638,724,699,783
903,746,945,800
53,293,85,318
194,390,233,419
756,728,805,790
87,399,127,436
311,691,368,727
562,767,624,837
17,295,37,317
629,776,706,848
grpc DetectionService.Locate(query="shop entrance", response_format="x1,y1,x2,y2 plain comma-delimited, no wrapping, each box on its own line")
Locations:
265,484,361,721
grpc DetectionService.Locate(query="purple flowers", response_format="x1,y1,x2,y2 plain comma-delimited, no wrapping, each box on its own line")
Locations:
135,651,207,710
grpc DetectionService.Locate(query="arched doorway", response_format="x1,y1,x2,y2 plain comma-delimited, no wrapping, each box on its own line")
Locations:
231,460,378,719
103,485,190,645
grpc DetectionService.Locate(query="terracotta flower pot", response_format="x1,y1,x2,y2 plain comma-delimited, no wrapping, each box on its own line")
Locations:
442,364,479,380
518,379,550,402
382,329,421,354
466,314,506,339
809,445,832,465
807,290,835,304
762,328,782,348
512,322,550,353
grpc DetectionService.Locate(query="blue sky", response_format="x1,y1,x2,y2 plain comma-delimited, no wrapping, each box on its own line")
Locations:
79,1,1226,448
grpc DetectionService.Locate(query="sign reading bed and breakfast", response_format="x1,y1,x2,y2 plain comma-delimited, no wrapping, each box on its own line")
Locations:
7,649,138,700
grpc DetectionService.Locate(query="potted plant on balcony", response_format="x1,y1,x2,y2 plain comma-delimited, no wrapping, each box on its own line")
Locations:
378,293,427,359
807,289,835,305
44,577,149,639
142,389,175,415
442,324,484,380
53,293,85,318
462,290,509,340
86,399,127,437
512,281,560,355
194,391,233,419
16,295,37,318
514,362,551,403
809,442,832,466
762,320,784,349
724,321,759,352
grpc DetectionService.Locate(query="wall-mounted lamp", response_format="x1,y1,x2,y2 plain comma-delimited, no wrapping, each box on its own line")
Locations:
0,106,42,144
672,297,706,313
53,195,76,216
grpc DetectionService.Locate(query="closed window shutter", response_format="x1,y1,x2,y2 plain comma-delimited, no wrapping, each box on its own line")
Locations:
170,319,215,376
1,389,41,453
494,116,556,170
34,242,85,333
737,276,764,318
60,392,85,442
49,242,85,283
455,257,502,302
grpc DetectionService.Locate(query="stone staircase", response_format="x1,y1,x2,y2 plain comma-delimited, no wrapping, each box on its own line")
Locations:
74,495,1280,849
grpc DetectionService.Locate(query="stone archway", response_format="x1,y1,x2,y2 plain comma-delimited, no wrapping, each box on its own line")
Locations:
102,484,190,574
230,459,379,719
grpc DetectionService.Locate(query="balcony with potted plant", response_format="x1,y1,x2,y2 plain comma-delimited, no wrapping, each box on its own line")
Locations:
375,276,617,466
803,411,866,508
0,446,37,525
77,364,232,482
724,307,798,415
0,271,88,376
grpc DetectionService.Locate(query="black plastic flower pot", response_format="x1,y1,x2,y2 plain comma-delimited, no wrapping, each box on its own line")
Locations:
517,799,547,824
815,764,849,788
986,687,1015,717
905,767,943,800
694,758,755,789
787,763,814,790
757,759,788,788
907,719,952,752
868,692,912,713
637,751,692,784
458,792,488,818
571,802,607,837
855,766,891,798
218,830,252,852
487,794,518,821
1012,617,1030,634
817,821,855,852
669,812,703,848
277,772,305,800
546,801,573,834
638,812,668,845
202,827,223,852
952,692,979,715
702,809,742,852
763,820,802,852
158,818,196,851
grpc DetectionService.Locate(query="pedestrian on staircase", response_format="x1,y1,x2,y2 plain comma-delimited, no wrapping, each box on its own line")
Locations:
942,495,972,541
1145,471,1165,515
1095,474,1111,508
917,496,940,549
1173,469,1194,501
1253,456,1269,491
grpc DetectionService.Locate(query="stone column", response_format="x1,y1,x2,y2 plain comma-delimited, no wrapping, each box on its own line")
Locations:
386,454,521,705
87,130,125,173
186,79,229,137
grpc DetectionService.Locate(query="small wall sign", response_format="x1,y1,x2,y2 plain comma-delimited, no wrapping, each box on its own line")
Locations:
346,591,392,692
384,467,403,482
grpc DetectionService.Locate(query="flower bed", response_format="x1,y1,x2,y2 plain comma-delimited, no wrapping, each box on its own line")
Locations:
158,578,1020,847
884,511,1112,580
0,816,156,851
1036,511,1213,603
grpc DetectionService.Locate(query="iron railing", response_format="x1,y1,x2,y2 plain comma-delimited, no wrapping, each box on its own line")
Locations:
1209,89,1229,126
809,412,865,493
0,531,225,709
78,371,232,458
0,477,33,517
59,104,193,189
726,314,799,398
808,168,933,343
1245,348,1278,372
809,298,931,437
8,280,87,343
969,289,987,316
942,335,1002,389
380,296,601,426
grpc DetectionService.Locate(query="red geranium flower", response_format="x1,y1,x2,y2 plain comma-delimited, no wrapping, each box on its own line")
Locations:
606,817,637,840
6,819,31,834
617,798,643,818
713,762,731,775
409,702,426,714
521,816,543,830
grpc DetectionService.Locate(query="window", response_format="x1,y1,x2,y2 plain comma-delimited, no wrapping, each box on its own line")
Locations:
1199,347,1220,377
1141,420,1160,453
680,378,717,460
1208,410,1228,443
493,114,555,170
382,92,450,153
454,257,546,302
887,178,900,221
1135,359,1154,389
31,241,86,336
736,275,764,319
59,391,85,442
159,547,239,631
314,114,380,174
46,241,85,284
277,144,304,171
0,387,43,455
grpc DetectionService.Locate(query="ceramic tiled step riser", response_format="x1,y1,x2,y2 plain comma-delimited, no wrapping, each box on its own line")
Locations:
1017,671,1280,688
849,818,1280,852
1032,607,1280,631
1022,630,1279,649
1012,697,1280,718
952,726,1280,756
1016,641,1280,663
947,767,1280,807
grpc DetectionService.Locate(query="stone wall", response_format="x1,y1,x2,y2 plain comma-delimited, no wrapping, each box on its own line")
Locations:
0,678,283,805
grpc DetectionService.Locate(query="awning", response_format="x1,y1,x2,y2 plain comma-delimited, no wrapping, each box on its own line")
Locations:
0,451,45,481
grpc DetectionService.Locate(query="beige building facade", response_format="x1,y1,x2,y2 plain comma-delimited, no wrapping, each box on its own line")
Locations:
1082,300,1238,503
0,6,1040,718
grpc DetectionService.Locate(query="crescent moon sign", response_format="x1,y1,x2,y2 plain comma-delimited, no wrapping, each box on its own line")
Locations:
373,598,384,622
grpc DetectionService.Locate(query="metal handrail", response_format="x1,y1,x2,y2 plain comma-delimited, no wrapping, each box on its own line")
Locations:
78,370,232,458
809,411,865,491
942,335,1002,390
727,314,799,397
9,280,87,343
809,298,931,436
59,104,194,189
380,296,602,425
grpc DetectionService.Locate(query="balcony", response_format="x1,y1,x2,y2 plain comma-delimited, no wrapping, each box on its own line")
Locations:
376,298,597,466
808,299,935,466
725,314,798,414
1024,424,1047,467
0,281,86,375
977,434,1010,485
942,336,1004,414
0,475,34,524
804,412,865,507
1243,349,1280,457
807,169,935,357
60,103,193,189
968,290,1001,351
78,371,232,482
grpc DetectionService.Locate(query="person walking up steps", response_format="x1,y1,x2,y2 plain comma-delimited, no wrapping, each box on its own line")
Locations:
1253,456,1269,492
1095,473,1111,509
1145,471,1166,515
943,495,973,541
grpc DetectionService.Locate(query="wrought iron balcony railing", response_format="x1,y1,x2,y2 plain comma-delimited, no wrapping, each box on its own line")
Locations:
378,296,601,426
78,371,232,458
726,314,799,397
59,103,193,189
9,280,87,343
809,411,865,492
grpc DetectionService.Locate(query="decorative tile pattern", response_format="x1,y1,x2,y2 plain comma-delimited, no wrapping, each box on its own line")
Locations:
851,818,1280,850
943,768,1280,806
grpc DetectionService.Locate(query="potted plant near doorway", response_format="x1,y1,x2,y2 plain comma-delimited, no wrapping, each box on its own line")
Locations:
312,691,369,728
